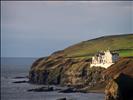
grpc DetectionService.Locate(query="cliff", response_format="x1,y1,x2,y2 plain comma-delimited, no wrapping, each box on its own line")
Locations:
105,73,133,100
29,53,105,88
104,57,133,100
29,34,133,92
103,57,133,80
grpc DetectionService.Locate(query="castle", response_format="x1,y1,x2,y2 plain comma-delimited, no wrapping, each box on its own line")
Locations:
90,50,119,68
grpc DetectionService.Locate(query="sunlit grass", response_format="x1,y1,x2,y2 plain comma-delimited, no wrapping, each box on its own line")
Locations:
64,34,133,58
118,49,133,57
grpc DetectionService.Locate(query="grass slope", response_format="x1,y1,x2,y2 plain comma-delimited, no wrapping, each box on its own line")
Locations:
63,34,133,58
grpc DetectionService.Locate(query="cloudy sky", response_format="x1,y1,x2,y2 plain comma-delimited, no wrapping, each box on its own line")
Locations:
1,1,133,57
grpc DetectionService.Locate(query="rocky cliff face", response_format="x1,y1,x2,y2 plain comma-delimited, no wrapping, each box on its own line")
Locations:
103,57,133,81
104,57,133,100
29,54,133,94
29,51,105,90
105,73,133,100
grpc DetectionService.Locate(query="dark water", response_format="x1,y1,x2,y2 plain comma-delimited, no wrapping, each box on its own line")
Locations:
1,57,105,100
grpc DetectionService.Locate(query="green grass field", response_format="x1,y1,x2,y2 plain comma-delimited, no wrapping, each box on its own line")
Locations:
63,34,133,58
69,49,133,60
118,49,133,57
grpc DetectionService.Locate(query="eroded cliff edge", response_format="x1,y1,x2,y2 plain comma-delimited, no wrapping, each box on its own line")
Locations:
29,56,133,100
105,73,133,100
29,51,106,92
104,57,133,100
29,49,133,93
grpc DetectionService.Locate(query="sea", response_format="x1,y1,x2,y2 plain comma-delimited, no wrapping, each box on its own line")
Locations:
1,57,105,100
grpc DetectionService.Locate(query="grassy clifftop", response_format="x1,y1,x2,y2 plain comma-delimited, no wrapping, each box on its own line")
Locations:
63,34,133,58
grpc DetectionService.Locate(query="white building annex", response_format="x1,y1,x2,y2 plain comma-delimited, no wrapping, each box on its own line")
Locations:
90,50,119,68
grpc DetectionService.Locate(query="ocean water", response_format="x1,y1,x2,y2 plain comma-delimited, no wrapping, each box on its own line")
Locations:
1,57,105,100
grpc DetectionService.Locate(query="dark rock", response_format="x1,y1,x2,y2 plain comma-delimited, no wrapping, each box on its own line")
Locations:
27,86,54,92
13,80,28,83
56,98,67,100
105,73,133,100
13,76,28,79
59,87,78,93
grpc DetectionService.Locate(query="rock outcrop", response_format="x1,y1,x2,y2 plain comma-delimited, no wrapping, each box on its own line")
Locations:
103,57,133,81
104,57,133,100
105,73,133,100
27,86,54,92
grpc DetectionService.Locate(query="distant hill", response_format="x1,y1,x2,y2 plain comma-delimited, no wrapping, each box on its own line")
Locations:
63,34,133,58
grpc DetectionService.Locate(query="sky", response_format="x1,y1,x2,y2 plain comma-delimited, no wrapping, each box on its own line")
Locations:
1,1,133,57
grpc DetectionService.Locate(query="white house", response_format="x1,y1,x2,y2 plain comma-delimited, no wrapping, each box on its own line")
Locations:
90,50,119,68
